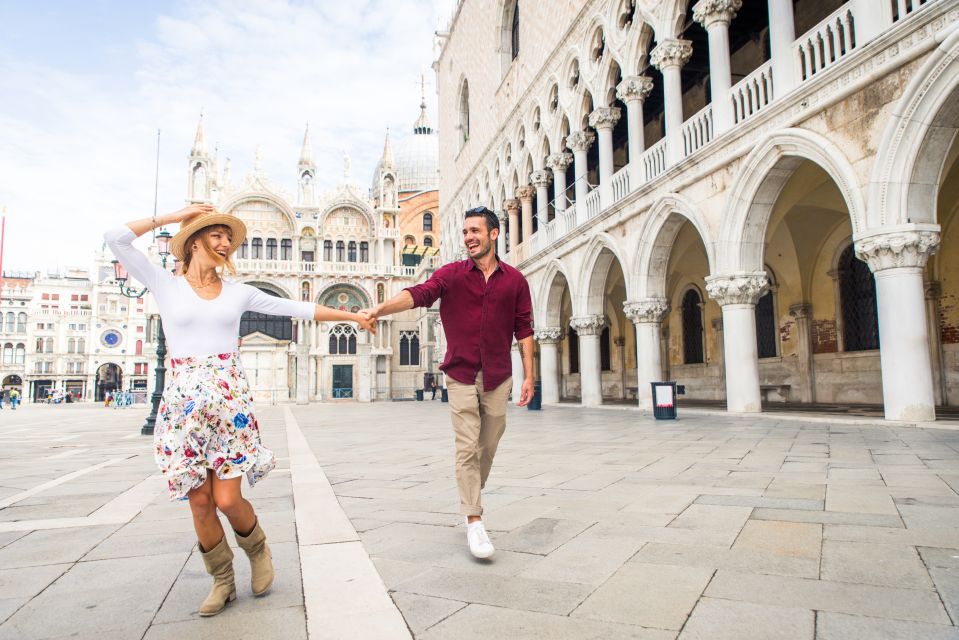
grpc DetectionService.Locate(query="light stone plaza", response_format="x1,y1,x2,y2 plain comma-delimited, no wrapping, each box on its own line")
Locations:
2,0,959,638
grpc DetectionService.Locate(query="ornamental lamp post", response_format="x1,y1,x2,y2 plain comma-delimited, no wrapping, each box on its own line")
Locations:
111,228,174,435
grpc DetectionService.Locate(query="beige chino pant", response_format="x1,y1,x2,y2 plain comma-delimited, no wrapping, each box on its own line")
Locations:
446,372,511,516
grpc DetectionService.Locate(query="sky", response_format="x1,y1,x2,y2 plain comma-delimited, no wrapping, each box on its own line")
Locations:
0,0,455,272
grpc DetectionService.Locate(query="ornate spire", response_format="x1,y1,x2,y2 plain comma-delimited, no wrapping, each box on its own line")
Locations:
191,113,207,156
414,73,432,135
381,128,394,167
298,124,313,166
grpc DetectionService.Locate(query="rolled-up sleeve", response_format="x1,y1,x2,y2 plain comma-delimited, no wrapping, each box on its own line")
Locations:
245,286,315,319
513,278,533,341
404,264,451,309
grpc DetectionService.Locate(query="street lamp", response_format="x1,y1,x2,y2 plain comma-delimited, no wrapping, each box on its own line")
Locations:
111,228,174,436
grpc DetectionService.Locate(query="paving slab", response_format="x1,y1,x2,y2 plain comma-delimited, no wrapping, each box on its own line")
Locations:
678,597,815,639
821,539,933,589
816,612,959,639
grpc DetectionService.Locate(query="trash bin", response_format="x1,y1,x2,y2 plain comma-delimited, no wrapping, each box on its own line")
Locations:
527,381,542,410
441,388,449,403
415,389,424,401
650,381,678,420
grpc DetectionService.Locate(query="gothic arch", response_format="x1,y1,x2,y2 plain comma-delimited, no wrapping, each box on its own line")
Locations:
577,232,629,316
316,283,371,310
719,128,866,274
220,192,297,233
318,198,376,231
633,193,715,299
868,27,959,230
537,259,577,327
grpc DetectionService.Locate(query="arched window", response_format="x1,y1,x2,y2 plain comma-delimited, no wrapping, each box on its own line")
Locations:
45,337,54,354
360,242,369,263
681,289,704,364
324,240,333,262
14,344,25,363
280,239,292,261
251,238,263,259
329,324,358,355
839,244,879,351
135,340,143,355
67,338,75,354
266,238,278,260
35,337,43,353
301,281,311,302
459,79,470,145
423,236,434,247
2,343,12,364
755,287,777,358
423,212,433,231
239,239,249,259
77,338,85,353
336,241,345,262
4,313,13,332
568,328,580,374
348,241,357,263
16,313,26,333
510,0,520,60
400,331,420,366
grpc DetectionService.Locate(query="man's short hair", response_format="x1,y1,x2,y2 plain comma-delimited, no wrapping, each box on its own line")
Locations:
464,206,499,233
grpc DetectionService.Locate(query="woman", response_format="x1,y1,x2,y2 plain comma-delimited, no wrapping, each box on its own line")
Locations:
105,203,375,617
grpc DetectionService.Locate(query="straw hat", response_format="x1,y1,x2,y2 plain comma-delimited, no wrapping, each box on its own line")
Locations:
170,211,247,261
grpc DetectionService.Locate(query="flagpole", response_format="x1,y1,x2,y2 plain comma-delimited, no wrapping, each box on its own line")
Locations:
0,207,6,306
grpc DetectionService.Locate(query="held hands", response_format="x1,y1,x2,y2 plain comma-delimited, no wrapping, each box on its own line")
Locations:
516,377,534,407
358,306,380,322
354,311,377,335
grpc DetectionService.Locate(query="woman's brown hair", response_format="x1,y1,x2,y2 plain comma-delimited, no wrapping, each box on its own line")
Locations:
181,224,238,276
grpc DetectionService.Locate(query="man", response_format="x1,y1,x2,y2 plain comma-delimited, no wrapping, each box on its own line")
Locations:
9,388,19,410
363,206,534,558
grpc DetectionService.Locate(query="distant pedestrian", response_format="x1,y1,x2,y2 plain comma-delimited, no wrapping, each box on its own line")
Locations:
104,391,112,407
362,206,533,559
106,204,376,617
430,378,438,400
9,389,19,410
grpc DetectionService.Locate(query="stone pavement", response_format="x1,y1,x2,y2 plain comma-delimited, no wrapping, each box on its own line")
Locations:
0,401,957,639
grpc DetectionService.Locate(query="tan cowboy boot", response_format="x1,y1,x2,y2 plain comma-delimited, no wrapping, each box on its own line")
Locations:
199,537,237,617
234,519,274,596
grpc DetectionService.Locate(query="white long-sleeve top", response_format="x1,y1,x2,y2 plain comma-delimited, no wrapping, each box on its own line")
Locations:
104,226,315,359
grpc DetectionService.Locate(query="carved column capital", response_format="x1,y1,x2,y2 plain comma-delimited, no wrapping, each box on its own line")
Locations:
616,75,655,103
534,327,563,344
624,298,669,324
705,272,769,306
692,0,742,28
546,152,574,171
495,209,508,222
588,106,622,131
566,130,596,153
650,39,693,71
855,230,940,273
504,198,520,213
515,185,535,201
569,315,607,336
529,169,553,189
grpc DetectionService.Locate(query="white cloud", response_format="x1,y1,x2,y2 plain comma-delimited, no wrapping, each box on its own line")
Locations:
0,0,455,271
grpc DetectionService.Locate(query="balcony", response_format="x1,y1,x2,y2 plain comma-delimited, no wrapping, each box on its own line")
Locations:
235,258,415,278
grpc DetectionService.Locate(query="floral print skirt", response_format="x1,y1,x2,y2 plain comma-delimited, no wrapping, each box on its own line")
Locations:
155,352,275,500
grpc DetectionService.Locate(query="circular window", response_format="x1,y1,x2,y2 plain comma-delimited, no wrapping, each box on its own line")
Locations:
100,330,122,348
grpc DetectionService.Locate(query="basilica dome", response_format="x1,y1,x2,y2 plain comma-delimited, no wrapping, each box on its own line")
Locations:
372,102,438,194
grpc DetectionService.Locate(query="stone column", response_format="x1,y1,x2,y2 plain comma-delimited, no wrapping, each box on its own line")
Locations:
516,185,535,244
693,0,741,134
295,321,310,405
925,281,946,406
570,315,606,407
495,210,508,256
546,152,573,213
588,106,622,209
616,76,654,183
788,303,816,403
566,130,595,217
624,299,669,410
505,198,520,253
650,39,693,165
768,0,797,95
511,341,523,401
530,169,553,226
535,328,563,404
856,230,940,421
705,273,769,413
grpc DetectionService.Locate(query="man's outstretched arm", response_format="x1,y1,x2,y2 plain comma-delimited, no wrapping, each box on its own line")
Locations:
367,290,415,319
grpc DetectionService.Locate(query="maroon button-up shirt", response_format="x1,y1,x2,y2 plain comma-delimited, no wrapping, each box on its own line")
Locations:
405,259,533,392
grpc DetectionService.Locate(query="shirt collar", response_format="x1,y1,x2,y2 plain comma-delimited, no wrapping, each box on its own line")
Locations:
469,258,502,273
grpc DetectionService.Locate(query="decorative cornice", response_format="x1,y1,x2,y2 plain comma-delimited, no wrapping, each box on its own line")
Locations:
855,230,940,272
704,273,769,306
534,327,563,343
692,0,742,28
529,169,553,188
569,315,607,336
650,39,693,71
616,76,655,103
588,106,622,130
546,152,574,171
504,198,520,213
515,185,535,200
566,130,596,153
623,298,669,324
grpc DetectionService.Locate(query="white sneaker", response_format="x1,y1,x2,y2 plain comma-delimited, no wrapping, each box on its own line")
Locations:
466,519,495,559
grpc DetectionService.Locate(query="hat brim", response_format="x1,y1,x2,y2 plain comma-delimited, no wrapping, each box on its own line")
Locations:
170,213,248,262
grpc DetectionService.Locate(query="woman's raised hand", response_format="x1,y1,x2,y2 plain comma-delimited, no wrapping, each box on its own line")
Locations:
171,203,215,225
